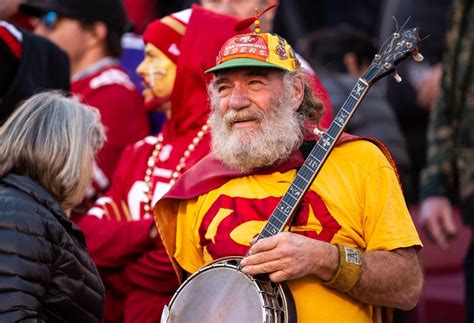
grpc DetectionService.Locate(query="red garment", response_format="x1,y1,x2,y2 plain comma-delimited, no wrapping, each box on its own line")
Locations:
298,55,333,128
122,0,158,34
71,61,150,198
76,6,241,322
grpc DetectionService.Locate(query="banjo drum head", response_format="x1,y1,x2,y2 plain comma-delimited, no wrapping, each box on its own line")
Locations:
168,264,267,323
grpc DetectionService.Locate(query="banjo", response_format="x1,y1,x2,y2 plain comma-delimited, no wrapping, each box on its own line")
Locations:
162,26,423,323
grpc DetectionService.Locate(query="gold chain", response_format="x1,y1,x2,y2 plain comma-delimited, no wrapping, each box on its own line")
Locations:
143,121,210,217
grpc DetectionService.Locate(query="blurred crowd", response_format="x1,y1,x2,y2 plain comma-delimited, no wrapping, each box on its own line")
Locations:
0,0,472,322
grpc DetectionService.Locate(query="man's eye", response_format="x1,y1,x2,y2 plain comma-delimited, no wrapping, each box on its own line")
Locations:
248,80,264,88
217,86,230,94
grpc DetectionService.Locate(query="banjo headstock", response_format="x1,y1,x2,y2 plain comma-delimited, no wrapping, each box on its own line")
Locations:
362,27,423,85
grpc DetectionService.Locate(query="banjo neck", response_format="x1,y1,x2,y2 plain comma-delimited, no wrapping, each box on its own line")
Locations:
255,27,423,244
255,78,370,243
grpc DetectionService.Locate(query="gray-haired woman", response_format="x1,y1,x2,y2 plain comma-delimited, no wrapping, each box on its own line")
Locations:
0,92,106,322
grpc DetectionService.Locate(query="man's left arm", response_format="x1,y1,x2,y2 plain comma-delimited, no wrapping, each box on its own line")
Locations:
240,233,423,310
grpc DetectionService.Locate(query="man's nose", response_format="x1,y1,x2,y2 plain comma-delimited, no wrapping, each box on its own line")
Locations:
136,60,145,77
228,87,251,110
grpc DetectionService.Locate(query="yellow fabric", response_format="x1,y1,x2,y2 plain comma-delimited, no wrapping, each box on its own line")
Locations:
264,33,300,71
174,140,422,323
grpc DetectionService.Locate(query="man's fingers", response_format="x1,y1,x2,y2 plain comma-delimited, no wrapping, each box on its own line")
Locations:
241,247,279,266
425,215,448,249
248,235,278,255
241,259,282,276
440,209,457,238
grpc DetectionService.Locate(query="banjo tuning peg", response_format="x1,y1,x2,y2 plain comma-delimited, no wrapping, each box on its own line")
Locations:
413,52,424,62
392,71,402,83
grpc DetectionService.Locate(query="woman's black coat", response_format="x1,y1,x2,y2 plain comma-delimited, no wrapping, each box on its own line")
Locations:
0,173,105,322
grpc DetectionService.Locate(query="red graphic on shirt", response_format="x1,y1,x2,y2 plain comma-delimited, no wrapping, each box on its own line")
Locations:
199,192,341,260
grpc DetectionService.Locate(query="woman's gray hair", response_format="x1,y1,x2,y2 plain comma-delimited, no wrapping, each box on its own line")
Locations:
0,91,105,210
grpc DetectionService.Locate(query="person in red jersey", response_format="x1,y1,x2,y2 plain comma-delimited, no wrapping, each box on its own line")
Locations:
200,0,333,128
20,0,150,202
75,6,241,322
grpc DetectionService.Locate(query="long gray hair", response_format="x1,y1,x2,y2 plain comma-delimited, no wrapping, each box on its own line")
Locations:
0,92,105,210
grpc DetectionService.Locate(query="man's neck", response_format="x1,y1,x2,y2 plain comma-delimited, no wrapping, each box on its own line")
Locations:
71,57,119,83
71,46,109,78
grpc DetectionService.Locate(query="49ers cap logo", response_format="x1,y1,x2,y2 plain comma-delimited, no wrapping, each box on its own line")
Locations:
234,35,259,44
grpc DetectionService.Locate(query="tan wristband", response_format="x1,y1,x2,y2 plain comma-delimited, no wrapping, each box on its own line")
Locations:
324,243,363,292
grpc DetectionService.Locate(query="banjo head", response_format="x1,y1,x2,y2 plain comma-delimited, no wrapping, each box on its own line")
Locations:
166,258,293,323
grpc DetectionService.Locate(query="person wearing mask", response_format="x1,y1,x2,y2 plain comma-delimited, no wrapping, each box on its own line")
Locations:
0,92,106,322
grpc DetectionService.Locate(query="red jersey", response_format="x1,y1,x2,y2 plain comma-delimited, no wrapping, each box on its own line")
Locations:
71,59,150,198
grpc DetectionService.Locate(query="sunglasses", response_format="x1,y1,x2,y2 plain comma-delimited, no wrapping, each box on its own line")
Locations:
41,11,59,30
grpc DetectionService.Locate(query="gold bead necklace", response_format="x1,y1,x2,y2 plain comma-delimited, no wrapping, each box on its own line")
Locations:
143,121,210,217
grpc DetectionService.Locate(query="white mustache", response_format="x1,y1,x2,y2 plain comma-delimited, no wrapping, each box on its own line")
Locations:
223,109,264,127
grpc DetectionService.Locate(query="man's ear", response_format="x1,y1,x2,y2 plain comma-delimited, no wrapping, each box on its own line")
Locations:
292,76,305,111
88,21,108,46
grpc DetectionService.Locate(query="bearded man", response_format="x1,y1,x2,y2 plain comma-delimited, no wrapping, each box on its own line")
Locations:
155,31,424,322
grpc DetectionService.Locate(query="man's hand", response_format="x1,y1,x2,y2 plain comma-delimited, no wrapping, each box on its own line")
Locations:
240,232,338,283
240,232,423,310
419,196,457,249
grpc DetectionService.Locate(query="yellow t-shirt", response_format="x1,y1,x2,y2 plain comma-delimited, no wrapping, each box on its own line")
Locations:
174,140,422,322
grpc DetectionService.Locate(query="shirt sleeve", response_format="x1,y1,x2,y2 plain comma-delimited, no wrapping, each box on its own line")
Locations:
362,160,422,251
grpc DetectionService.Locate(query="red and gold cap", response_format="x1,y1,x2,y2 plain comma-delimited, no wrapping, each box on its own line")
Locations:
205,4,300,74
205,32,300,74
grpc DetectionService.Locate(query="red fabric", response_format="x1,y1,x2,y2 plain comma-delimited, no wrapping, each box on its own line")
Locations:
122,0,158,34
8,12,34,30
71,64,150,196
163,5,246,139
0,25,22,59
77,7,242,323
142,16,184,63
309,71,333,128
